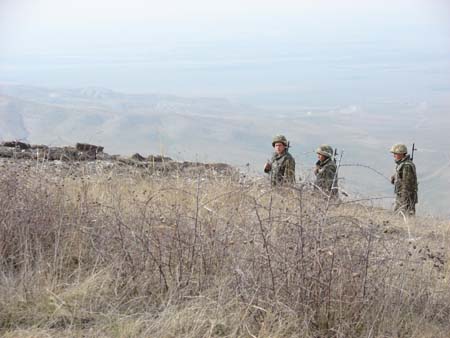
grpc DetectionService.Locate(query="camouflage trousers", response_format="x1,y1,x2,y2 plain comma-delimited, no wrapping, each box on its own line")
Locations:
394,195,416,216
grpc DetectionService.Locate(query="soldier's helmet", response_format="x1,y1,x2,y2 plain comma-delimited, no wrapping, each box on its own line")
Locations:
272,135,288,147
316,144,333,158
390,143,408,154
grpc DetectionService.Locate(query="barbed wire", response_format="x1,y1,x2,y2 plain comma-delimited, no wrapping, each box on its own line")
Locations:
419,152,450,183
340,163,391,182
332,196,394,205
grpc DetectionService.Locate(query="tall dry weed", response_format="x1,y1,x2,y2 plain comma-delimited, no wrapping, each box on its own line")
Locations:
0,162,449,337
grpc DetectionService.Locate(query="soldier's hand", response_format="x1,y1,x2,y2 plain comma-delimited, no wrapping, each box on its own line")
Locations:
390,175,395,185
264,162,272,172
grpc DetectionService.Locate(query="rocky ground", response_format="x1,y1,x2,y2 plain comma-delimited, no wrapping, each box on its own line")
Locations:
0,140,234,178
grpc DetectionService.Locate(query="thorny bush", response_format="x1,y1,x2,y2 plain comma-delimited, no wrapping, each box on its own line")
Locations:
0,165,449,337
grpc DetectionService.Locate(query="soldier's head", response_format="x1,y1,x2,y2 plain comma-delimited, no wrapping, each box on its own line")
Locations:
390,143,407,161
272,135,288,155
316,144,333,162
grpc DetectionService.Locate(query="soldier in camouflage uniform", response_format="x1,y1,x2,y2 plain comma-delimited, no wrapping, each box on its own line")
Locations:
314,144,338,199
264,135,296,186
390,144,418,216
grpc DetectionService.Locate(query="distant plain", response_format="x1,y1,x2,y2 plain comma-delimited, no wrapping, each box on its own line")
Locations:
1,83,449,217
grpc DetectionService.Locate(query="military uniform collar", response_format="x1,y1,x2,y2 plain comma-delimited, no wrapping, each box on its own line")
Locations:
395,154,411,165
274,151,288,160
319,157,331,166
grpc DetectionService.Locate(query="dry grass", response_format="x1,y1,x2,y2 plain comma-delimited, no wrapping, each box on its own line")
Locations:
0,161,449,337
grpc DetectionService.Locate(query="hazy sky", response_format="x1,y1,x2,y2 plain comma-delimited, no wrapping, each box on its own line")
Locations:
1,0,449,104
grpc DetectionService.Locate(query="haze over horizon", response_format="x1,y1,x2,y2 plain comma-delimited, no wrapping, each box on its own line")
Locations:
1,0,449,107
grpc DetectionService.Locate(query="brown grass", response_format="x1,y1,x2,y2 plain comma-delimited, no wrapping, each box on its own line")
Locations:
0,162,449,337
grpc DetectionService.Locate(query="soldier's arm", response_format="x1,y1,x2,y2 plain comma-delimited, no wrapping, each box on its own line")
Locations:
315,167,324,187
314,160,321,176
323,165,337,192
264,156,274,173
400,165,416,195
285,158,296,183
396,165,414,207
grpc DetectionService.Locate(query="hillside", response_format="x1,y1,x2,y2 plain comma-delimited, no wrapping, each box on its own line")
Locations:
0,154,449,337
0,84,449,217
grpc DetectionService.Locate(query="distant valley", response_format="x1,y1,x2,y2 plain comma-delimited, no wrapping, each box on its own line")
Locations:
1,83,449,217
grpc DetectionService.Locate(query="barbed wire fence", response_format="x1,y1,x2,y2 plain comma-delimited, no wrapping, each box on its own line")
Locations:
340,163,392,182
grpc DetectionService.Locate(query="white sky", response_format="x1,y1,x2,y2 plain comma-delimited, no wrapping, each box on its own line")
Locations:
0,0,449,98
1,0,449,47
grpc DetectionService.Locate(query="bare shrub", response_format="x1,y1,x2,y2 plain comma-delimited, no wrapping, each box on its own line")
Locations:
0,162,449,337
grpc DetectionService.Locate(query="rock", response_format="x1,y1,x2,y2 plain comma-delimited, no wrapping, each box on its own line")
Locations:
30,144,49,150
0,142,237,179
0,146,14,158
147,155,172,162
96,152,114,161
76,143,104,159
77,152,97,161
47,147,79,161
1,141,31,150
131,153,146,161
76,143,104,153
14,151,34,160
205,163,233,172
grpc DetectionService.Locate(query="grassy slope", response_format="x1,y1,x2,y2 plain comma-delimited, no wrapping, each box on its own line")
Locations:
0,160,449,337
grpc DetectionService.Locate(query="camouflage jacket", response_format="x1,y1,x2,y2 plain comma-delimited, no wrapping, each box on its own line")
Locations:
314,157,338,197
394,155,418,203
265,151,296,186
